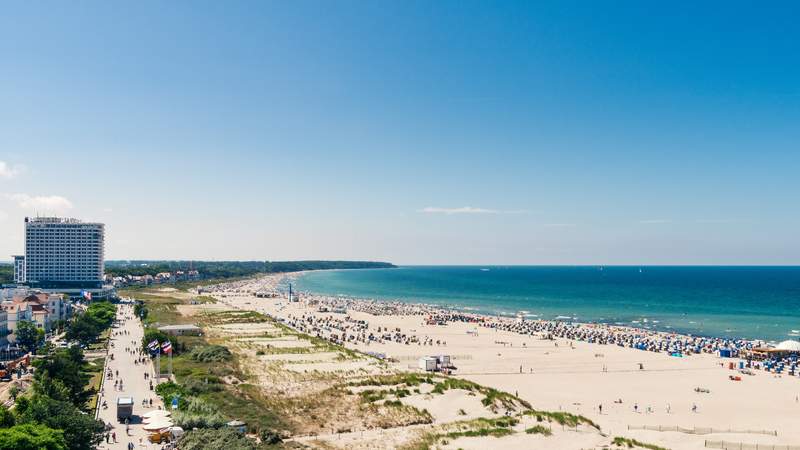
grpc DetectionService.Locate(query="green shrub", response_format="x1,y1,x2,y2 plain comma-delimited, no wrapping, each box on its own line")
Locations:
142,328,171,353
177,427,257,450
260,429,282,445
173,398,227,429
183,376,223,395
611,437,669,450
155,381,189,408
524,410,599,430
190,345,232,362
525,425,552,436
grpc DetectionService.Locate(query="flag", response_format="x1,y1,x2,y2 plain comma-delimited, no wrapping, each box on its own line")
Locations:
161,340,172,354
80,290,92,301
147,340,159,351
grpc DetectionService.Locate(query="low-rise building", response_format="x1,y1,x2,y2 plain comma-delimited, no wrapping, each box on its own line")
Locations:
2,302,31,340
0,289,72,336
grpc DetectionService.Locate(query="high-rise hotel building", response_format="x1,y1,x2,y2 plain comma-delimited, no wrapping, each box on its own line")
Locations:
12,217,105,291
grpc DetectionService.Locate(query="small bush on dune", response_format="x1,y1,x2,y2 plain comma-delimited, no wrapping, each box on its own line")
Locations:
177,428,257,450
190,345,232,363
173,398,227,429
525,425,552,436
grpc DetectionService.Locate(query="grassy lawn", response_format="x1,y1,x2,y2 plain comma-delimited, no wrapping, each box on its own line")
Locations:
84,354,107,411
85,371,103,411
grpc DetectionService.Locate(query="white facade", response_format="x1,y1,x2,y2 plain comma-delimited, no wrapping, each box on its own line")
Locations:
22,217,105,289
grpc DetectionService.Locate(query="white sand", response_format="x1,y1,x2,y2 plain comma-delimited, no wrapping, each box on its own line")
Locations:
212,276,800,449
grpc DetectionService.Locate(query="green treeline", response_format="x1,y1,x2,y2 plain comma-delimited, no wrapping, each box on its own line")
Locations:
0,265,12,284
1,345,108,450
64,301,117,346
105,260,395,278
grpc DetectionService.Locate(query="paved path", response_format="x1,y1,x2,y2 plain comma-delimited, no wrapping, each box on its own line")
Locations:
96,301,166,450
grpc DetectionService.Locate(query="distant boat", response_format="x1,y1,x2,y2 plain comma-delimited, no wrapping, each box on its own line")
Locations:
639,268,643,273
480,268,490,272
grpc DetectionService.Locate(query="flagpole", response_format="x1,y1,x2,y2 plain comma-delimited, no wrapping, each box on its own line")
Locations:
156,350,160,385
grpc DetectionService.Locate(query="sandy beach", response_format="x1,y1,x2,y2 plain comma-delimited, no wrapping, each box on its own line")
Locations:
203,274,800,450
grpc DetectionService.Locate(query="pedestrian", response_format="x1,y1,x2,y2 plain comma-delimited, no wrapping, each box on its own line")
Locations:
599,404,602,414
112,431,117,443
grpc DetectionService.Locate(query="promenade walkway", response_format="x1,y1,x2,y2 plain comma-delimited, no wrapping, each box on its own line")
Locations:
97,301,165,450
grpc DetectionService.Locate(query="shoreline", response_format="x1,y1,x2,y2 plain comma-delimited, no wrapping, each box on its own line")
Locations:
286,271,776,348
203,273,800,449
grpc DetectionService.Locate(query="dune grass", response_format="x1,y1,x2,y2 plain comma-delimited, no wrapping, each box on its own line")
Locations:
523,409,600,430
525,424,553,436
612,436,669,450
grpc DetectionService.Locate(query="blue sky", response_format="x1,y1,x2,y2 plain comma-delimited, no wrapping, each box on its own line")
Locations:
1,1,798,264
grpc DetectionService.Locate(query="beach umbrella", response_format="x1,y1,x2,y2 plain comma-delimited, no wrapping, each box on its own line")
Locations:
142,410,172,419
776,340,800,352
143,418,174,431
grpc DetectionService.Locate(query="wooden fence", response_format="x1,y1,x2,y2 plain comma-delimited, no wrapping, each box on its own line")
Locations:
705,441,800,450
628,425,777,436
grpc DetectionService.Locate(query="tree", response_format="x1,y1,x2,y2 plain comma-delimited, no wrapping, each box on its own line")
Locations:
64,301,116,346
142,328,170,352
0,406,14,428
7,386,19,401
15,321,44,353
31,373,71,403
62,318,96,346
15,395,104,450
0,423,67,450
32,346,93,408
133,302,148,320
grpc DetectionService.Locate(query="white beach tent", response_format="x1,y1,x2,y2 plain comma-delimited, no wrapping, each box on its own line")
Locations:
143,418,174,431
776,340,800,352
142,410,172,420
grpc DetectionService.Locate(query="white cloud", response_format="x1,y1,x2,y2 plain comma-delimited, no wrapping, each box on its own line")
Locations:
419,206,527,215
103,207,113,213
0,161,24,179
639,219,671,224
6,194,74,212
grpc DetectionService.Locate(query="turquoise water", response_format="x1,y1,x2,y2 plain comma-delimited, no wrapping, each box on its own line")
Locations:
294,266,800,342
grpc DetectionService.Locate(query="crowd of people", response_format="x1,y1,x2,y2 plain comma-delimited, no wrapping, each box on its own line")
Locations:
211,275,800,379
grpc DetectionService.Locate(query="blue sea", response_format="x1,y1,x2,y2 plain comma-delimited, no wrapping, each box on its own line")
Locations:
294,266,800,342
